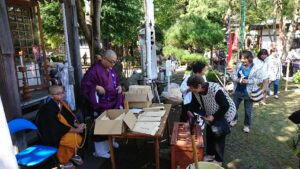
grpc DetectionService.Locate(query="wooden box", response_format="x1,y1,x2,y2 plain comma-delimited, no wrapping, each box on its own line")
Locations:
171,122,204,169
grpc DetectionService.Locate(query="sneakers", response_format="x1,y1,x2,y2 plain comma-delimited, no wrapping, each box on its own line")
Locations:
266,95,270,98
230,120,237,127
274,95,279,99
60,162,75,169
93,152,110,159
203,155,214,162
113,141,119,148
243,126,250,133
71,154,83,165
212,160,223,166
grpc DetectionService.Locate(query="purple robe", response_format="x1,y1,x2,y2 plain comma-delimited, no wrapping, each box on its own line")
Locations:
81,63,123,112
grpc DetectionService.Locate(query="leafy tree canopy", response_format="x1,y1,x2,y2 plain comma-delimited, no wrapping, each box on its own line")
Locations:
164,15,224,50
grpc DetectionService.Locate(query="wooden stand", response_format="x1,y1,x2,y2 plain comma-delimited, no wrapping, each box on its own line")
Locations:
18,66,31,101
171,122,204,169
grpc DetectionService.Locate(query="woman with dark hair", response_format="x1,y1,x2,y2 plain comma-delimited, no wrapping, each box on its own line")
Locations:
187,75,236,166
230,50,262,133
179,61,207,122
253,49,270,102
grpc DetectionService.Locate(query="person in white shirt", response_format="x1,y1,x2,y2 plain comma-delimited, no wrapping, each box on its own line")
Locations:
253,49,270,104
267,49,282,99
180,61,207,122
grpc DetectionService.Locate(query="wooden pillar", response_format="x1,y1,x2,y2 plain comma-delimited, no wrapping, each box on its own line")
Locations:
63,0,83,110
0,0,26,150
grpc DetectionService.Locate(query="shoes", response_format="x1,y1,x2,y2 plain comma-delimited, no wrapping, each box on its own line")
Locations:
60,162,75,169
93,152,110,159
113,141,119,148
260,101,266,105
230,120,237,127
211,160,223,166
274,95,279,99
243,126,250,133
266,95,270,98
203,155,214,162
71,154,83,165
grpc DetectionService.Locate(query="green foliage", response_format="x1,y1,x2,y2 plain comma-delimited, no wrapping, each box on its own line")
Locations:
293,71,300,83
101,0,143,46
50,54,65,62
164,15,224,50
163,46,208,63
205,69,220,83
40,1,64,49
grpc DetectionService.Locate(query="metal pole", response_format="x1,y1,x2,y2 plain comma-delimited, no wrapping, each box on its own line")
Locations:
224,11,231,86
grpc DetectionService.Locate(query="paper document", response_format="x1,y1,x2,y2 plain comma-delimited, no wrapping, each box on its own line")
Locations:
137,115,161,122
142,110,166,117
132,122,160,135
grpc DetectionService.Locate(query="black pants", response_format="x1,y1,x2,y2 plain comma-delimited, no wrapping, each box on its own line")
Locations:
180,103,190,122
206,125,226,162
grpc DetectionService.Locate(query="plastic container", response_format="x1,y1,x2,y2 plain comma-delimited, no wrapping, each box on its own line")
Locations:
186,162,224,169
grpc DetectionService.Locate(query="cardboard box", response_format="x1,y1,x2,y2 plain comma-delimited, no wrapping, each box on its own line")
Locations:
94,109,137,135
125,85,154,108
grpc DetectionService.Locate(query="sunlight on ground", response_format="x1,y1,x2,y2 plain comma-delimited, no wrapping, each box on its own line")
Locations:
276,135,292,142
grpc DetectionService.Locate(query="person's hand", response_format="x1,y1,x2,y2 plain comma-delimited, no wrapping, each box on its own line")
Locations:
76,123,86,133
96,85,105,95
241,79,248,84
203,115,214,124
116,85,122,94
187,111,194,119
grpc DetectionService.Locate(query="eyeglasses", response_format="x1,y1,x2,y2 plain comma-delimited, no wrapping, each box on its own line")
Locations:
104,57,117,65
51,92,65,95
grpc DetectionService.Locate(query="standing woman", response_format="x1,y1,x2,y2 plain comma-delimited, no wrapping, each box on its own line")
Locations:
230,50,261,133
267,49,282,99
187,75,236,166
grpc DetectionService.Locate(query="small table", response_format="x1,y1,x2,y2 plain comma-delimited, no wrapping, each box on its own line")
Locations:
108,104,171,169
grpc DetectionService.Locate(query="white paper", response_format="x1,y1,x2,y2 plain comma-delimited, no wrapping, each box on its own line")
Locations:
137,115,161,122
141,110,166,117
132,122,160,135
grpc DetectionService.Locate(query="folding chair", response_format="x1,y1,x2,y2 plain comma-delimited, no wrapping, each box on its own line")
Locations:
8,118,59,168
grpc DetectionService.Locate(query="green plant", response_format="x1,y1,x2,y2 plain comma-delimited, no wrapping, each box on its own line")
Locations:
293,71,300,83
206,69,220,83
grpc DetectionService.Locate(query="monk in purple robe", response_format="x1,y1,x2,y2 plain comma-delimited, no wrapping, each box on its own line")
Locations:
81,49,122,158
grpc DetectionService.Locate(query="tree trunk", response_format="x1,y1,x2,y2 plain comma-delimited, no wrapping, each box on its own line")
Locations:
76,0,103,64
282,0,300,60
92,0,103,57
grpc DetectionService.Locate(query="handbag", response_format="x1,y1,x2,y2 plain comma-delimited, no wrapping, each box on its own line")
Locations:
250,87,264,102
211,117,231,137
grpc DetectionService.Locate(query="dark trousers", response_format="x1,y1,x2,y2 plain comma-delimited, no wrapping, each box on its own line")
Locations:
180,103,190,122
206,125,226,162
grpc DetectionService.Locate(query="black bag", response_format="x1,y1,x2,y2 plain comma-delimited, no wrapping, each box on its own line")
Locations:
211,117,231,137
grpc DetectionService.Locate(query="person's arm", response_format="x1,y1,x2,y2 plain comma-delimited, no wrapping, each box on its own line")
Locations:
213,90,229,121
231,63,241,83
187,94,200,118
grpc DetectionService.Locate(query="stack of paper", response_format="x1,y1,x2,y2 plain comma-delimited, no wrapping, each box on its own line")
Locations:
132,122,160,135
137,115,161,122
142,110,166,117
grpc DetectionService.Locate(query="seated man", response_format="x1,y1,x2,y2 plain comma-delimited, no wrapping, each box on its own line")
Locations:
36,85,85,169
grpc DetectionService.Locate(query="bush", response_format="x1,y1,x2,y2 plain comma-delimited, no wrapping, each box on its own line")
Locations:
293,71,300,83
206,69,220,83
163,46,208,63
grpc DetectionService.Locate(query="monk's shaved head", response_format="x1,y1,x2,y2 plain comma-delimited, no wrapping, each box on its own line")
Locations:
48,85,63,94
104,50,117,59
